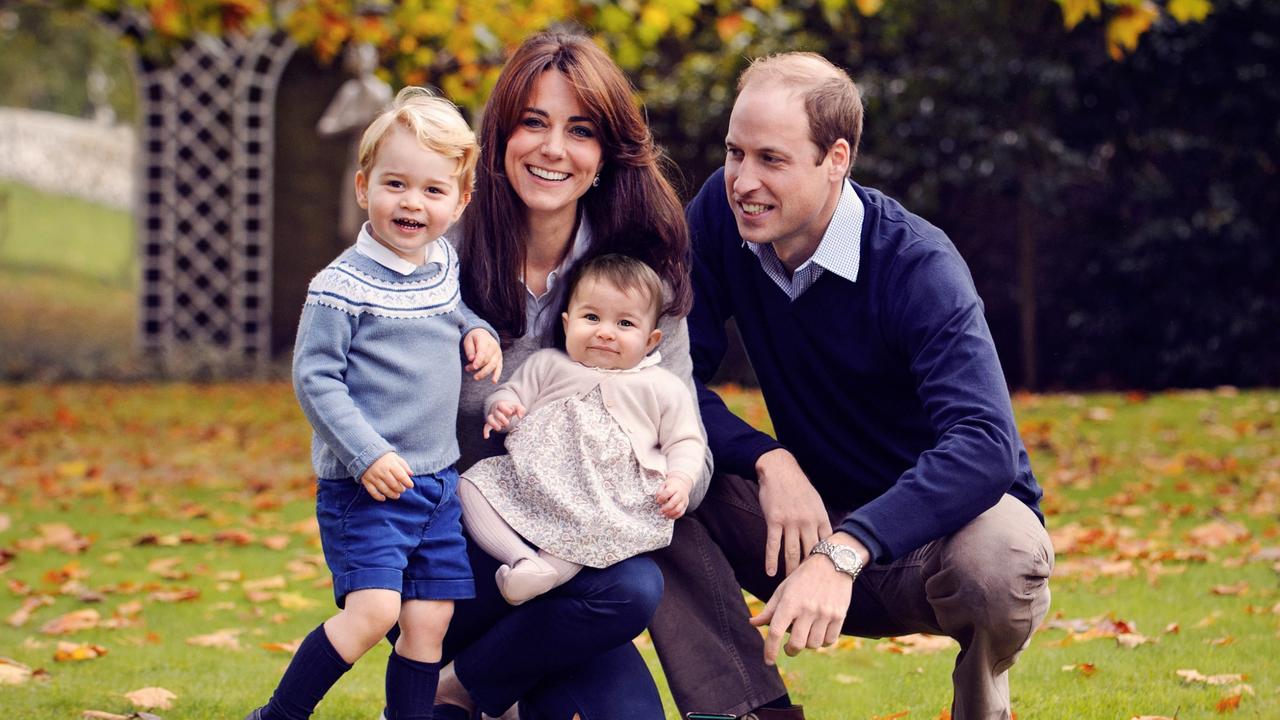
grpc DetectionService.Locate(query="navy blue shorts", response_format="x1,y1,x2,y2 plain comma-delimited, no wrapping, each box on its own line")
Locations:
316,466,474,606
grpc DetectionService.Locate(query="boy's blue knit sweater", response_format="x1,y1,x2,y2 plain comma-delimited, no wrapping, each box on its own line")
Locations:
687,168,1043,563
292,242,494,481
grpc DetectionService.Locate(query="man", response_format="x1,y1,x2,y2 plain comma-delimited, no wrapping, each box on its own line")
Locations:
650,53,1053,720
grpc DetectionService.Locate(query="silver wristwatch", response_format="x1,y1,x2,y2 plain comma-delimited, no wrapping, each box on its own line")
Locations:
810,539,864,581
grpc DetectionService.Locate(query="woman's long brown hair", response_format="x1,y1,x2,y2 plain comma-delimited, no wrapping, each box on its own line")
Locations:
457,30,692,342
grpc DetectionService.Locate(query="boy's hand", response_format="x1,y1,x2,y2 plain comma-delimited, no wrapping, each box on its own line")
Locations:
464,330,503,383
483,401,526,439
361,452,414,501
656,472,693,519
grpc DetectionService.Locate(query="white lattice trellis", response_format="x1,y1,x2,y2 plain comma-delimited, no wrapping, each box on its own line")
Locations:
133,30,297,367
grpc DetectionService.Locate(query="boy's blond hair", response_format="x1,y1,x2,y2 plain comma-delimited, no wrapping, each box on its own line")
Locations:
357,86,479,191
571,254,666,326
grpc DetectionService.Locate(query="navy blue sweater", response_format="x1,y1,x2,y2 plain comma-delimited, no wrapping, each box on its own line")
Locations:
687,169,1043,563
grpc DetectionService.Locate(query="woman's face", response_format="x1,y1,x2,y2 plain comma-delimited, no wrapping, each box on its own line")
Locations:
503,70,604,225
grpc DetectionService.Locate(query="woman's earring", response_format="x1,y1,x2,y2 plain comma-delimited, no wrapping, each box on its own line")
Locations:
592,173,601,188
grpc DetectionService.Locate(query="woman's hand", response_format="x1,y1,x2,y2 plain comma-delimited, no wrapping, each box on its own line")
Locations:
464,329,504,383
483,401,526,439
656,471,693,519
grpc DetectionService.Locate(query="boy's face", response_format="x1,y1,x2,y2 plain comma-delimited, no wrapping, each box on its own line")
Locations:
561,277,662,371
355,124,471,265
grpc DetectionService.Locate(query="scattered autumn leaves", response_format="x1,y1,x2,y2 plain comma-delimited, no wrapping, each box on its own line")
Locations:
0,384,320,718
1023,389,1280,717
2,384,1277,718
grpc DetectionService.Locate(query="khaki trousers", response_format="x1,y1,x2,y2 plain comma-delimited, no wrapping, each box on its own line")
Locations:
650,473,1053,720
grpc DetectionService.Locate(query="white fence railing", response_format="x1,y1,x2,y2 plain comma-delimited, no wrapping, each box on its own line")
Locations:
0,107,135,210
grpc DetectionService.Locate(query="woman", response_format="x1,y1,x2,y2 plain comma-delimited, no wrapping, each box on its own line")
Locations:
433,30,710,719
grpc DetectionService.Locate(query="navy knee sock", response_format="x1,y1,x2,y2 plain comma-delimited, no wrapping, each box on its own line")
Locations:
385,650,443,720
261,624,353,720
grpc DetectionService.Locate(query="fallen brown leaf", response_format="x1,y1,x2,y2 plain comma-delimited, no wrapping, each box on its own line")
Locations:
875,633,956,655
243,576,287,592
1176,668,1246,685
124,686,177,710
1210,581,1249,596
1116,632,1155,648
0,656,34,685
1062,663,1098,677
54,641,108,662
7,595,54,627
1217,693,1243,712
276,592,318,610
187,628,242,650
40,608,100,635
149,587,200,603
1187,521,1250,548
261,638,302,654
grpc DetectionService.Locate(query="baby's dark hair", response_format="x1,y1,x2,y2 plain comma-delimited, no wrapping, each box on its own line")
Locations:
568,254,665,324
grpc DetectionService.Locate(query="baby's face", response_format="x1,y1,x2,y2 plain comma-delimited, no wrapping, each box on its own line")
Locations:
561,278,661,370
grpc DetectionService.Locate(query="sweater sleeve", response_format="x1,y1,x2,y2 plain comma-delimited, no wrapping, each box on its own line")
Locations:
836,239,1020,562
654,370,708,483
456,295,498,342
292,300,394,481
483,348,552,420
654,314,712,509
686,170,784,479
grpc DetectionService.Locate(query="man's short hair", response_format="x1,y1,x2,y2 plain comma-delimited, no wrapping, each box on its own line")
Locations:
738,52,863,171
358,86,479,191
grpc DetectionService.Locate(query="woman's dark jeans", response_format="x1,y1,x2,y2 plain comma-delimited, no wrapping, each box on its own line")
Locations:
426,532,666,718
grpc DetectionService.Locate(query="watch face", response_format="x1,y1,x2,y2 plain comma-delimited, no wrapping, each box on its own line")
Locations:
833,548,857,572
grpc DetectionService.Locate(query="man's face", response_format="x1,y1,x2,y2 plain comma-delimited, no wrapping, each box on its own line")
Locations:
724,81,845,260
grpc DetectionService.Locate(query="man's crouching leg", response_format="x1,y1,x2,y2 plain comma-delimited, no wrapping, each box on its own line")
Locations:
924,495,1053,720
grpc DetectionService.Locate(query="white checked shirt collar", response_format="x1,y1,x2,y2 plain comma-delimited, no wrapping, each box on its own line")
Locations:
744,180,864,301
355,222,446,276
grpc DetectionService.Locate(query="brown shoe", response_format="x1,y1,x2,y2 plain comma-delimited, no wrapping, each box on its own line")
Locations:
742,706,805,720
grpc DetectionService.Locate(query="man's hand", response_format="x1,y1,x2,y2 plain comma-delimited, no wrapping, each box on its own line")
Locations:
749,532,867,664
361,452,413,501
463,329,503,383
756,448,832,576
483,400,526,439
655,471,693,519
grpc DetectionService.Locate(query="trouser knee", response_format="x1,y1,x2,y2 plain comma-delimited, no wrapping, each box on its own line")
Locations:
587,556,664,634
927,499,1053,655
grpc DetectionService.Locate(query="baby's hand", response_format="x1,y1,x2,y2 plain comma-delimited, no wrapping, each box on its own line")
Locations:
483,401,526,439
656,472,693,519
361,452,414,501
464,329,503,383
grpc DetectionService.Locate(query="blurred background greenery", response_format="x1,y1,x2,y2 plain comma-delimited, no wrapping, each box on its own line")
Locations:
0,0,1275,389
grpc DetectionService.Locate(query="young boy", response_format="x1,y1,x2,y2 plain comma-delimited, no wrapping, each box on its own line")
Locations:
246,87,502,720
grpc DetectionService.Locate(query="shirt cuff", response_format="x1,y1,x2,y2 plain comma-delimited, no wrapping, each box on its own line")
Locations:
347,439,395,481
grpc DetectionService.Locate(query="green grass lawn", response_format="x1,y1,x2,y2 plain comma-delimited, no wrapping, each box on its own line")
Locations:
0,181,135,287
0,385,1276,718
0,182,138,380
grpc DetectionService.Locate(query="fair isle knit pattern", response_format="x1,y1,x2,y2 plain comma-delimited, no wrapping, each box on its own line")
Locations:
306,241,460,320
293,244,495,483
